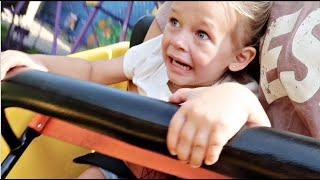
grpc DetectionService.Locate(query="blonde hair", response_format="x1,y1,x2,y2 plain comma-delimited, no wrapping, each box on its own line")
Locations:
223,1,273,48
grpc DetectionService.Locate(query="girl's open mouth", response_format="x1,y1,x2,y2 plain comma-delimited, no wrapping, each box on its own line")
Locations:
169,56,192,71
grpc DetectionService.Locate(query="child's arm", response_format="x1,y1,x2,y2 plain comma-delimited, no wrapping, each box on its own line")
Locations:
1,50,127,85
167,82,271,168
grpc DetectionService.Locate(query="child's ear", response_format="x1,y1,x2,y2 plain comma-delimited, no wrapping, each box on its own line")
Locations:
228,47,256,72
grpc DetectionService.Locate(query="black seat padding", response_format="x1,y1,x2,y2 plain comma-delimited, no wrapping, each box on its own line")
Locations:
129,15,155,48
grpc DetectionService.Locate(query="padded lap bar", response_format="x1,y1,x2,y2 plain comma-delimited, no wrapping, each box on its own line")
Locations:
2,69,320,178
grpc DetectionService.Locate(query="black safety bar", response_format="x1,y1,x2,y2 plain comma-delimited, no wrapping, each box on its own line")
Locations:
2,69,320,178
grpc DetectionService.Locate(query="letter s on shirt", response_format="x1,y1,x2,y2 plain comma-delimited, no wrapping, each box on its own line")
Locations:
260,8,320,104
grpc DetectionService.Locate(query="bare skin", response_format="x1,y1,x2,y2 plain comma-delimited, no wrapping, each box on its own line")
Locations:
78,166,105,179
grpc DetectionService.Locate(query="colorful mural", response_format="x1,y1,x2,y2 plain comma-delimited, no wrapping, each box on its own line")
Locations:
35,1,161,49
89,17,132,47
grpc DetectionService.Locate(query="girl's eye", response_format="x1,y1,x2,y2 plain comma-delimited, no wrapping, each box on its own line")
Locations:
169,18,180,28
196,31,209,40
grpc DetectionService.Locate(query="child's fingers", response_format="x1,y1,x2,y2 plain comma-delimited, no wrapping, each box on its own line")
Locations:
189,129,210,168
1,51,48,81
167,108,187,156
204,129,230,165
1,63,10,81
1,52,15,81
168,88,193,104
176,120,196,163
204,144,223,165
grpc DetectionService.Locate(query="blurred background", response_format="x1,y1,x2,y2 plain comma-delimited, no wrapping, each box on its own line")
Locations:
1,1,162,55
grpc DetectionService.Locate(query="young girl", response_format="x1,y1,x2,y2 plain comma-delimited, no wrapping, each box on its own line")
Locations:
1,1,273,178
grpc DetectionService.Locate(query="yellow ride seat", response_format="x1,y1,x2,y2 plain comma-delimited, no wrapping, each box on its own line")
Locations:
1,41,130,179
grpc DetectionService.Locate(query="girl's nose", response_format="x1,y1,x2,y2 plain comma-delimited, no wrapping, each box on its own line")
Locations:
170,32,188,51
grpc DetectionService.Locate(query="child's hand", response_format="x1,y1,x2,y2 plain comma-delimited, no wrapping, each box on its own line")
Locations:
167,83,270,168
1,50,48,81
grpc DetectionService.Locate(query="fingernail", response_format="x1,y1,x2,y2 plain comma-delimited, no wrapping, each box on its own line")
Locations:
205,159,214,165
180,160,188,164
190,164,200,168
169,150,177,156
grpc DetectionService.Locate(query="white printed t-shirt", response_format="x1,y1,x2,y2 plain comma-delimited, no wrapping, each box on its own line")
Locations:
123,34,259,102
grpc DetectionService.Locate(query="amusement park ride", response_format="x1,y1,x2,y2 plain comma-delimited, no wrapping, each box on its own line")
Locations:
1,1,159,54
1,1,320,179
